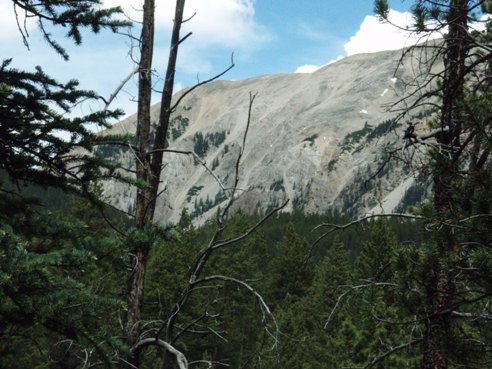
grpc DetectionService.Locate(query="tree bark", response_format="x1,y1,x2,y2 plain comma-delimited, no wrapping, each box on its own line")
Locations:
149,0,186,218
423,1,470,368
122,0,155,368
122,0,186,367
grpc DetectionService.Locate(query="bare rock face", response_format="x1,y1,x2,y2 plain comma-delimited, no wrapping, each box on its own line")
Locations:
101,47,435,224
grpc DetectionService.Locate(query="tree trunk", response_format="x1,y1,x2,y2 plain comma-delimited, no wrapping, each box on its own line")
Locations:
122,0,186,367
150,0,186,218
122,0,155,368
423,1,469,368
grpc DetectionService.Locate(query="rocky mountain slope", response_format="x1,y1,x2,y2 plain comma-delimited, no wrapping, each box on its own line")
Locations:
100,47,436,224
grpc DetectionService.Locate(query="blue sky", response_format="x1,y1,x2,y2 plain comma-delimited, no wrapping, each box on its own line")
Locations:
2,0,417,118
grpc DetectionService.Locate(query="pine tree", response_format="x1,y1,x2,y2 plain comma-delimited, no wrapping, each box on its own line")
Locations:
373,3,492,367
265,236,352,369
347,219,420,368
0,1,129,367
0,190,124,368
266,222,314,308
2,1,129,189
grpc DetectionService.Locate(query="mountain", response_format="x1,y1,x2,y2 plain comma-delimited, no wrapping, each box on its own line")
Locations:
100,47,436,224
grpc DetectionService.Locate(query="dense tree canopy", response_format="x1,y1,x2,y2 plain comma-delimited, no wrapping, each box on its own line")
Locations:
2,1,492,369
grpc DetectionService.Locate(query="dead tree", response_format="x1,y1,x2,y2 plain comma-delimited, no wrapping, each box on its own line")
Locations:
109,1,283,367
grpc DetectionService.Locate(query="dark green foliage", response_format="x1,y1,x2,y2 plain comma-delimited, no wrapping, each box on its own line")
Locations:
265,223,314,307
0,2,130,366
327,157,338,171
0,190,124,368
12,0,130,60
6,1,492,367
395,183,428,212
263,237,351,369
269,179,285,192
366,119,396,141
208,130,227,147
0,59,123,189
170,115,190,140
411,3,428,31
193,131,227,158
0,177,432,368
211,156,219,170
374,0,390,19
214,190,227,205
190,190,228,218
193,132,209,158
143,210,271,368
340,220,421,368
340,122,372,152
303,133,318,146
186,185,204,202
93,133,136,159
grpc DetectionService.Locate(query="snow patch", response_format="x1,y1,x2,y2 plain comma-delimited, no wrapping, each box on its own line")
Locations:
360,109,368,114
380,88,389,97
390,77,397,83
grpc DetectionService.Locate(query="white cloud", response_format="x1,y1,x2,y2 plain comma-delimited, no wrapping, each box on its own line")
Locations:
0,2,36,40
471,14,492,32
344,9,442,56
173,82,184,95
294,9,449,73
104,0,268,49
295,64,321,74
2,0,268,50
327,55,344,65
294,55,343,74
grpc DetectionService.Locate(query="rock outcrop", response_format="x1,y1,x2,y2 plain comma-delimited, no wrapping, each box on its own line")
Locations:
100,46,436,224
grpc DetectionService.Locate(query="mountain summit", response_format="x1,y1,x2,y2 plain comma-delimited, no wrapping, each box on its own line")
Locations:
101,47,432,223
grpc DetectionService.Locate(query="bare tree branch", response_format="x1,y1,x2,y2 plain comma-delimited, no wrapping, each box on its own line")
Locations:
100,67,139,110
220,92,256,221
170,54,235,113
147,148,246,193
364,338,423,369
191,275,279,345
324,282,397,330
133,338,188,369
311,212,425,250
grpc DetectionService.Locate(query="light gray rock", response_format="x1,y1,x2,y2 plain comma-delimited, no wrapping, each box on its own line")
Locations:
100,46,438,224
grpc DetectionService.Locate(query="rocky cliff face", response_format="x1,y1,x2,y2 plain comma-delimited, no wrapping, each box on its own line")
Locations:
100,47,436,224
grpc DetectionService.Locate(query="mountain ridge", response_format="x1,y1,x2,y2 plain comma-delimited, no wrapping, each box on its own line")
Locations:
100,46,435,224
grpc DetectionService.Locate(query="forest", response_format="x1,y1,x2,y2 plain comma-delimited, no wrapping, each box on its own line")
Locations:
1,1,492,369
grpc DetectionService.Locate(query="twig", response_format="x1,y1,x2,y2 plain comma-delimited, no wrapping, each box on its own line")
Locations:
191,275,279,344
170,54,235,113
148,148,245,193
100,67,139,110
311,212,425,250
220,92,256,221
364,338,423,369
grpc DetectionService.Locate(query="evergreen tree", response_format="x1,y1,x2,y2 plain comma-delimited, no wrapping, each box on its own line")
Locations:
2,1,129,189
264,237,351,369
374,2,492,368
0,1,129,367
266,222,314,308
346,219,420,368
0,190,124,368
